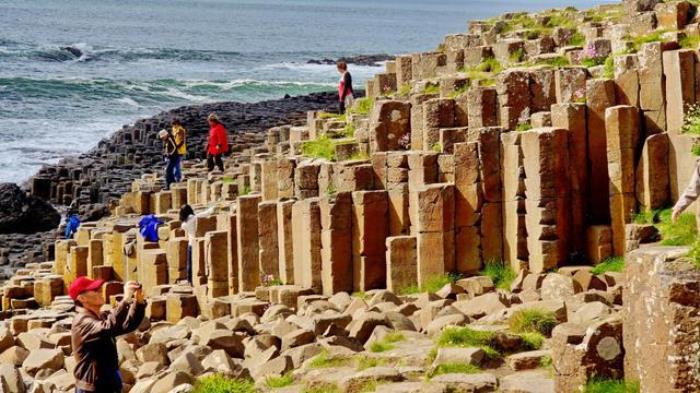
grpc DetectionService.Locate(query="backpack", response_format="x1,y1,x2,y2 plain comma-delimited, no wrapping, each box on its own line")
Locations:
65,214,81,239
138,215,163,242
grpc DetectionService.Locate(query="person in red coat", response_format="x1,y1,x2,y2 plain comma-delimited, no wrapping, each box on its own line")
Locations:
206,112,228,172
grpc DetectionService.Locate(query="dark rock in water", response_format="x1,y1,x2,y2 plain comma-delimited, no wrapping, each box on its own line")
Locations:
60,46,83,58
307,54,394,67
0,183,60,234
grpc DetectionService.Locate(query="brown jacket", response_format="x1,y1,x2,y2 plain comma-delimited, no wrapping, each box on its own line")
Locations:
71,299,145,392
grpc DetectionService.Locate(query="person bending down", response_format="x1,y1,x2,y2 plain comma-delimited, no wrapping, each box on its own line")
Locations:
672,161,700,234
180,204,216,284
206,112,228,172
71,277,145,393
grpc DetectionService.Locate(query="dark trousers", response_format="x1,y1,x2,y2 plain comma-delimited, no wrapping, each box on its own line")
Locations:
186,244,192,284
164,155,179,189
76,371,122,393
338,100,345,114
207,153,224,172
172,155,182,182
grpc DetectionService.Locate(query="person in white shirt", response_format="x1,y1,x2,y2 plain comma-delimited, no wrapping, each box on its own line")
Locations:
179,204,215,284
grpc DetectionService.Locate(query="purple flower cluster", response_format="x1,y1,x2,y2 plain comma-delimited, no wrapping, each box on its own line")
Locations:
398,133,411,150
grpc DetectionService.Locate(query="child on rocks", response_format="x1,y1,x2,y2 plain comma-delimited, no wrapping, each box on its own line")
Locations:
179,204,216,284
159,129,179,190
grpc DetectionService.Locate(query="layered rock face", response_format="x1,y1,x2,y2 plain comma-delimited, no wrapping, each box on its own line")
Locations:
0,183,60,234
1,0,700,392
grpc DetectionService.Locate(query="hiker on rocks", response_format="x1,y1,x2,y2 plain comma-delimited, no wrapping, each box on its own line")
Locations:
206,112,228,172
337,60,354,113
64,200,81,239
672,161,700,232
180,204,215,284
70,277,145,393
171,119,187,182
159,129,179,190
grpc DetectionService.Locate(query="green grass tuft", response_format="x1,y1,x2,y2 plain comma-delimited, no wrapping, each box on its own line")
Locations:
584,378,640,393
591,257,625,275
692,143,700,156
508,308,557,336
656,208,697,246
519,332,545,350
342,123,356,138
680,34,700,50
423,82,440,95
307,350,352,369
428,363,481,378
318,112,347,121
509,48,525,64
449,85,470,99
686,240,700,270
399,273,461,294
628,30,669,53
569,31,586,46
302,135,336,161
369,341,395,353
239,185,251,196
480,260,516,290
398,83,412,97
302,383,342,393
355,355,391,370
265,373,294,388
192,375,256,393
603,56,614,79
352,97,374,116
515,122,533,132
436,327,500,359
535,56,570,68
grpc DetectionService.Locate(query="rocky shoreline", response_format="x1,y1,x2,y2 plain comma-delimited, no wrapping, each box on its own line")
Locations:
0,91,343,279
307,54,395,66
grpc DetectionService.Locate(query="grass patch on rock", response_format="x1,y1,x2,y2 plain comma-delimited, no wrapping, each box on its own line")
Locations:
584,378,640,393
656,208,697,246
423,82,440,95
519,332,545,350
307,350,352,369
480,260,516,290
302,383,342,393
318,111,347,121
591,257,625,275
193,375,256,393
302,135,336,161
508,308,557,336
369,332,406,353
351,97,374,116
355,355,392,370
428,362,481,378
265,372,294,388
435,327,500,359
399,273,461,295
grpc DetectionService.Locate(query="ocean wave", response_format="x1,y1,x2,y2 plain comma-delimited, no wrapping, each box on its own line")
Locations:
0,76,336,107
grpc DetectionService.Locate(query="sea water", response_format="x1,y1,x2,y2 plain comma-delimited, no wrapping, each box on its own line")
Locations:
0,0,611,183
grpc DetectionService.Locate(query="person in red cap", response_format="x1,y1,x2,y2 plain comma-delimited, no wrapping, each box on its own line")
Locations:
70,277,145,393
